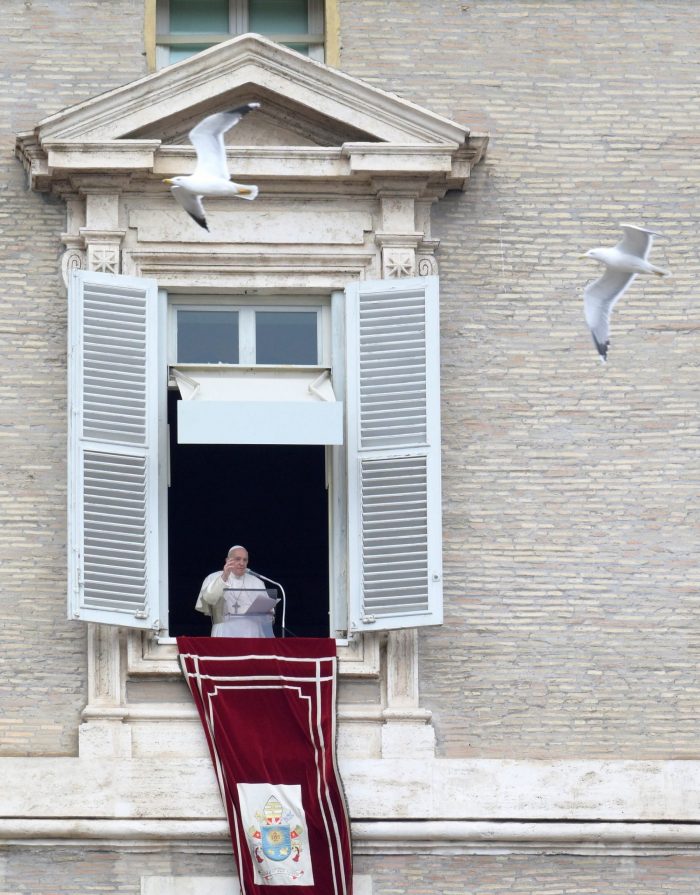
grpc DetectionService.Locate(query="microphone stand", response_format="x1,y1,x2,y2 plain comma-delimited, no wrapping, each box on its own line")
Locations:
248,570,287,638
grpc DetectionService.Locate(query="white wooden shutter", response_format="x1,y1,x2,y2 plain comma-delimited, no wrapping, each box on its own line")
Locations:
345,276,443,632
68,270,162,628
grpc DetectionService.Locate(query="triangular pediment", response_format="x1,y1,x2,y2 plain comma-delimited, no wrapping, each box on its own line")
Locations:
22,32,477,147
129,84,380,149
16,33,487,191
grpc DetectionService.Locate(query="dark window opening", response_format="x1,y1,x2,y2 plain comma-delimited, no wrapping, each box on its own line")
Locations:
167,391,330,637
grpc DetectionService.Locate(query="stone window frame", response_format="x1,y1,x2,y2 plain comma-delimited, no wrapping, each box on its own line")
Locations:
66,251,442,761
73,264,436,762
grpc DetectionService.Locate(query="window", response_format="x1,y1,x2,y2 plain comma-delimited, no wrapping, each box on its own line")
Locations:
153,0,326,67
166,294,336,637
67,271,443,638
168,296,326,366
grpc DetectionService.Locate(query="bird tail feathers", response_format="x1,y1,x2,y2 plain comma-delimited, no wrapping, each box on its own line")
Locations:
234,183,259,201
590,332,609,363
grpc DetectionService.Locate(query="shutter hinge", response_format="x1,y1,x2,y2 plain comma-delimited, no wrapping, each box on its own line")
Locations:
361,615,376,625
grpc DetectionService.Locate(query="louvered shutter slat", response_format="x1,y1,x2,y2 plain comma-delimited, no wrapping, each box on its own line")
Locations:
358,289,429,447
346,276,443,632
68,270,161,628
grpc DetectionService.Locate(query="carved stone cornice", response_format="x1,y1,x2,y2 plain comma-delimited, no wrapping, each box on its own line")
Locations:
2,756,700,840
15,34,487,195
79,228,127,242
1,817,697,856
19,142,479,194
69,174,134,193
46,141,160,174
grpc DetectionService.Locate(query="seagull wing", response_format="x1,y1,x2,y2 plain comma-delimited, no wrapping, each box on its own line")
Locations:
617,225,657,261
188,104,259,181
583,268,636,360
170,185,208,231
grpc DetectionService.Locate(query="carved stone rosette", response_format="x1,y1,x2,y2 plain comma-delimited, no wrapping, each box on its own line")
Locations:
87,243,121,274
383,247,416,279
80,228,127,275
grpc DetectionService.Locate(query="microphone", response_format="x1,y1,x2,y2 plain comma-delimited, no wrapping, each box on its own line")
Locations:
248,569,287,638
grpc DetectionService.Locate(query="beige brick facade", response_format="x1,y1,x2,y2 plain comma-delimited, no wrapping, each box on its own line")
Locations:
1,1,699,892
338,0,700,759
0,0,150,756
2,850,700,895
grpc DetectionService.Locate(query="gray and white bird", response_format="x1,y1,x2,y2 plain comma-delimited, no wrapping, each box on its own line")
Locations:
581,225,671,363
163,103,261,231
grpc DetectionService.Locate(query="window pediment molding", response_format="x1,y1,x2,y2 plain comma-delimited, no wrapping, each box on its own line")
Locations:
16,33,487,286
16,33,487,194
27,33,474,144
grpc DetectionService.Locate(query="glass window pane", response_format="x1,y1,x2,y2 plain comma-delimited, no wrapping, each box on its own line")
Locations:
169,45,216,62
249,0,308,35
169,0,229,33
256,311,318,365
177,310,239,363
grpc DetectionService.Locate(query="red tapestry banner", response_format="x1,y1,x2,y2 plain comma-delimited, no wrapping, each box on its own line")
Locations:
177,637,353,895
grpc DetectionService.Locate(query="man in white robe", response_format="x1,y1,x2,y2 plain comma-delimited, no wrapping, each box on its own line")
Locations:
196,545,278,638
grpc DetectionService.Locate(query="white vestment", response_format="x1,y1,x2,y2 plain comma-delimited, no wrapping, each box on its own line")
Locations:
196,570,275,638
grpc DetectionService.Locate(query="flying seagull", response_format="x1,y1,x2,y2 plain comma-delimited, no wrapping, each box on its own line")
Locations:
163,102,261,231
581,225,671,363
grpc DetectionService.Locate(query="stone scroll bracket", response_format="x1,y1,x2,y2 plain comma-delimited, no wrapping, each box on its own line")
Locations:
59,192,87,286
60,239,87,287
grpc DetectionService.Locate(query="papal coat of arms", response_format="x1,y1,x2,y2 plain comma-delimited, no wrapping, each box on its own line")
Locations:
238,785,315,886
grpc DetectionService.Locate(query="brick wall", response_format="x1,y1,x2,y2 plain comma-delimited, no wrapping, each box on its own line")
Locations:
339,0,700,758
0,846,233,894
1,0,698,767
356,854,700,895
0,0,148,755
3,849,700,895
